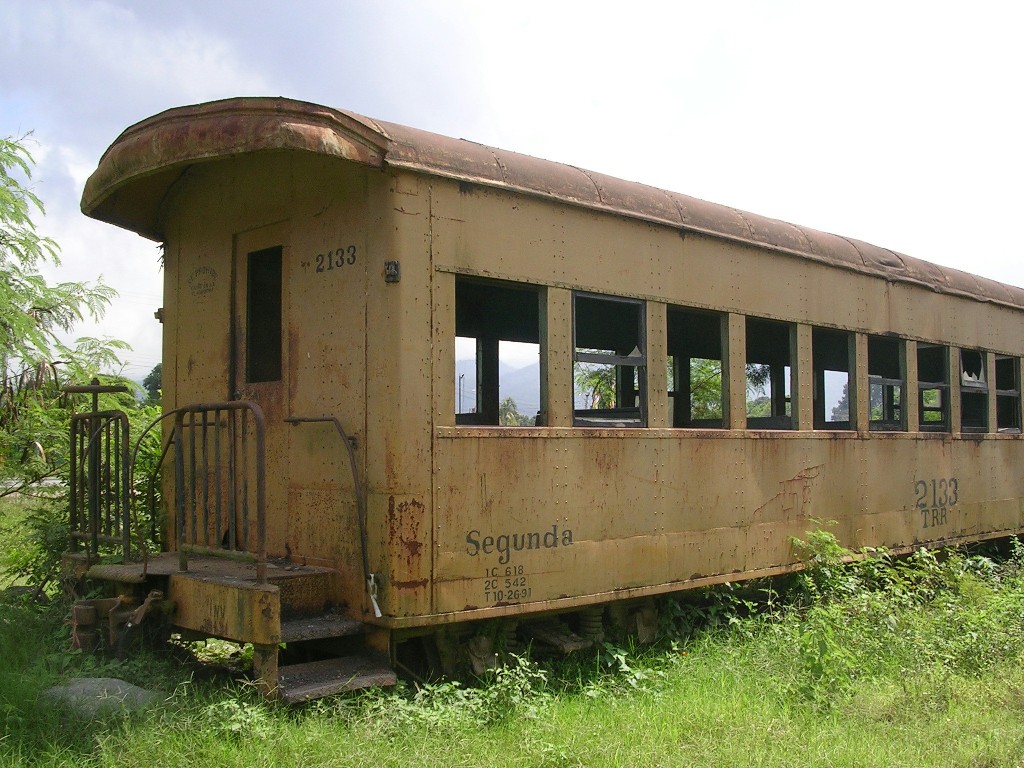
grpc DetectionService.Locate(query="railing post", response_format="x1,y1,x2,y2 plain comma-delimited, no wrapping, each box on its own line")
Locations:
119,415,131,557
174,410,187,573
68,418,80,554
253,406,267,584
88,385,100,556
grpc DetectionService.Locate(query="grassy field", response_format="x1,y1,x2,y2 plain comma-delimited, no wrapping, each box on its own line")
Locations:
3,535,1024,767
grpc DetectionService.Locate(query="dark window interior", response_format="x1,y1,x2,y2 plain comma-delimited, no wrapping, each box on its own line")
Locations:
960,349,988,433
746,318,793,429
918,343,949,432
573,293,645,427
995,356,1021,433
868,335,905,431
813,328,853,430
667,307,724,428
246,246,282,383
456,278,541,426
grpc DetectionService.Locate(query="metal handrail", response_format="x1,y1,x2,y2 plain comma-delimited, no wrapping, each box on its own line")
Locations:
68,410,131,558
173,401,267,583
285,416,379,615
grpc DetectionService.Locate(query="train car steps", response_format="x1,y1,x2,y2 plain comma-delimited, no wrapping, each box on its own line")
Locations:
277,655,397,703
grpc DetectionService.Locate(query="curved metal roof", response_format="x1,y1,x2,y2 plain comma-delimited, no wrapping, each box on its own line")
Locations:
82,96,1024,311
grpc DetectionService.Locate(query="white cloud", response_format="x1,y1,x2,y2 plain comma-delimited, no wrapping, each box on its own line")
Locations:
3,0,1024,384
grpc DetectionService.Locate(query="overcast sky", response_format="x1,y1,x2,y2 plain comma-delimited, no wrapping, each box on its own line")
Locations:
2,0,1023,380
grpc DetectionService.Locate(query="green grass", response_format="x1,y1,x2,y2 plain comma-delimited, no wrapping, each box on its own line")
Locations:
4,537,1024,766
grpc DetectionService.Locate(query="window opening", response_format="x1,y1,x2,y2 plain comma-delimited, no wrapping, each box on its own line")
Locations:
573,293,645,427
813,328,853,430
868,335,905,431
456,336,478,416
960,349,988,433
666,307,724,428
455,278,541,426
745,317,793,429
246,246,283,383
499,340,540,425
917,343,949,432
995,355,1021,433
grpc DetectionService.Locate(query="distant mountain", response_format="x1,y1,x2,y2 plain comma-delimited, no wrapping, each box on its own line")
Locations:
455,359,540,419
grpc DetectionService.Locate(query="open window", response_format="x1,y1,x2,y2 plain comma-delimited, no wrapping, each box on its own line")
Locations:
573,293,645,427
813,328,853,430
868,335,905,431
246,246,283,383
667,306,724,428
455,277,541,426
917,343,949,432
960,349,988,433
745,317,793,429
995,355,1021,433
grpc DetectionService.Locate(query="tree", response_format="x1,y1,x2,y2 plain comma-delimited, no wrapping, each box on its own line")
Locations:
0,134,124,497
574,362,615,409
142,363,162,404
689,358,724,419
831,381,851,422
499,396,533,426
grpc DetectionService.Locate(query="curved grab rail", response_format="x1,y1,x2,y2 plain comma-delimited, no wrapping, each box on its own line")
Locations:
126,409,181,576
68,410,131,558
285,416,379,615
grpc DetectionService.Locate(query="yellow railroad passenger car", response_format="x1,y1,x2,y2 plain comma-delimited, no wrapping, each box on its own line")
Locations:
69,97,1024,701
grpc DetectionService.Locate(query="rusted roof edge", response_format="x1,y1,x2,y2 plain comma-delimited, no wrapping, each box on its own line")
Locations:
383,155,1012,309
82,98,391,239
81,97,1024,311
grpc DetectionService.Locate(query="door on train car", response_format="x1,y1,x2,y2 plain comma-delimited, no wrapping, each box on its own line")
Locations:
231,223,291,552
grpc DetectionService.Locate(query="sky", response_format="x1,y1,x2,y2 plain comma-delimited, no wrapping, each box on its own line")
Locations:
2,0,1024,381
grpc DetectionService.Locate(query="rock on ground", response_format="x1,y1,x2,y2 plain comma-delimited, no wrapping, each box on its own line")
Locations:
41,677,160,718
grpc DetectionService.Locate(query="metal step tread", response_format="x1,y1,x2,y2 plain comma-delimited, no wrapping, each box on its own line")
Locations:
277,655,397,703
280,613,365,642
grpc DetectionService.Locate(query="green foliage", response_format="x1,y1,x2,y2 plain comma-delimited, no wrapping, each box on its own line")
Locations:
0,135,167,595
498,396,532,426
831,380,851,421
200,696,275,741
688,357,724,419
0,496,65,591
142,363,162,405
573,361,615,409
6,544,1024,766
0,135,125,500
786,529,1024,709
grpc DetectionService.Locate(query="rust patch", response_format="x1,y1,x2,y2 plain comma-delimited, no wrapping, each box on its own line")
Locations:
751,464,823,524
390,579,428,590
387,496,426,571
404,539,424,557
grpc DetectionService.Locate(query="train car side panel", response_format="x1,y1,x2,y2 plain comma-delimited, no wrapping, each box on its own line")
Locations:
430,432,1024,617
364,170,436,618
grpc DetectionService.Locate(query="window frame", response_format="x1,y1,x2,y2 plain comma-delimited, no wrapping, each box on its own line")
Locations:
995,355,1022,433
744,316,795,430
917,343,950,433
812,327,854,431
572,291,647,428
867,335,906,432
454,276,542,427
959,348,989,433
666,305,726,429
245,246,283,384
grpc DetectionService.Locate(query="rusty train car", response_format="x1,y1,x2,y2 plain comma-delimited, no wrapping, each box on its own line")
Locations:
67,97,1024,701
